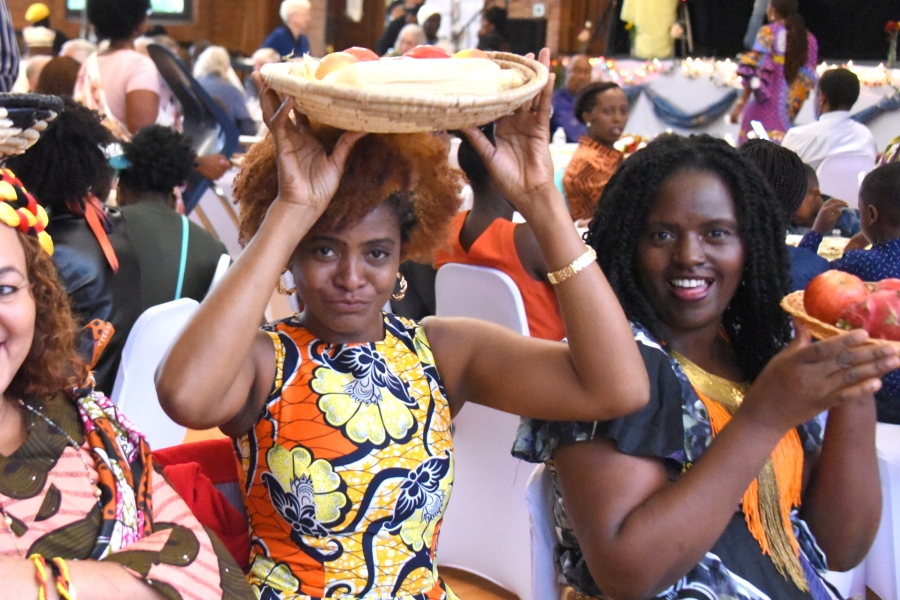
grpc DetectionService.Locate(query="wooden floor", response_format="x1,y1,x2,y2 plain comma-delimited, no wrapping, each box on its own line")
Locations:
440,567,519,600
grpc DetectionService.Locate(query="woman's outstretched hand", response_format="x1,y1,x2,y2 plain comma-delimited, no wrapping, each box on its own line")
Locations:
255,73,365,218
460,48,558,217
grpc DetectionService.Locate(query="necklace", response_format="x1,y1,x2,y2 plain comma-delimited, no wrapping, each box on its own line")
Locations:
0,400,102,558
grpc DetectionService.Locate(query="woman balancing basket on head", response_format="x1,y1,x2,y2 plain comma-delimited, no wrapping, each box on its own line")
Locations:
155,49,656,598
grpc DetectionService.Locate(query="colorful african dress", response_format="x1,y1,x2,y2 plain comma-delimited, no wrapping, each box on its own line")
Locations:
514,324,836,600
0,389,250,600
737,22,819,144
235,312,457,599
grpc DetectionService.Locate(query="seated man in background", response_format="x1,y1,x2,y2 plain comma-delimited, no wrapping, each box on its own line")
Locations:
789,163,860,237
434,125,565,341
781,68,876,169
117,125,230,310
550,54,592,143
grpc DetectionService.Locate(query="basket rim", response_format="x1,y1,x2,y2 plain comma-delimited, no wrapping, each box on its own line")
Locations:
261,51,549,110
780,288,900,349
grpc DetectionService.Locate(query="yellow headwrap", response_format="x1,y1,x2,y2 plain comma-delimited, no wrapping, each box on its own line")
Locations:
0,169,53,255
25,3,50,24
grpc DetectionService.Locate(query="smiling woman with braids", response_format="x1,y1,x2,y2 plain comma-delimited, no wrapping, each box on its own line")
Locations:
156,50,653,599
514,134,900,600
0,170,250,599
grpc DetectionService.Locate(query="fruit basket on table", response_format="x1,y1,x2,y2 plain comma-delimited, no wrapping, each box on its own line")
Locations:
781,282,900,350
260,51,548,133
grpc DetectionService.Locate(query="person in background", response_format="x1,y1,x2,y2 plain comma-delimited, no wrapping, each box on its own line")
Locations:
6,100,142,395
781,68,877,170
435,124,565,340
515,133,898,600
391,23,426,56
740,139,828,291
743,0,768,49
563,81,628,222
261,0,311,58
417,3,444,46
620,0,679,59
13,53,49,92
732,0,818,144
550,54,592,143
789,163,860,238
376,0,423,56
193,46,257,136
23,2,65,55
386,0,405,25
118,126,229,310
800,163,900,423
477,6,509,51
60,38,97,64
0,0,18,92
34,55,80,97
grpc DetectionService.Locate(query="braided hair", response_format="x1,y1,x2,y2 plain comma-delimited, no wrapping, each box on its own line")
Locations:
739,139,807,225
585,134,792,381
772,0,808,84
573,81,622,125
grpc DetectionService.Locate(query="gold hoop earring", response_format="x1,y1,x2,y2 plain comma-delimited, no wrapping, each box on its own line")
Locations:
392,272,407,301
276,267,296,295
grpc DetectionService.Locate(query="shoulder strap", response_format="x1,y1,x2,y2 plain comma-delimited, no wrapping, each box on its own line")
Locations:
174,215,189,300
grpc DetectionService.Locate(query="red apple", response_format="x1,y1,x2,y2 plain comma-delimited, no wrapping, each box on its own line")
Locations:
403,45,451,59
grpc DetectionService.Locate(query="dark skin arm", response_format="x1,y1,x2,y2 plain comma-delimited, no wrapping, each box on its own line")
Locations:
124,90,159,134
554,327,898,600
513,222,549,280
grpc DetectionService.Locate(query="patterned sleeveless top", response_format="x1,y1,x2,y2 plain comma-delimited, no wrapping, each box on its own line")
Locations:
235,312,458,599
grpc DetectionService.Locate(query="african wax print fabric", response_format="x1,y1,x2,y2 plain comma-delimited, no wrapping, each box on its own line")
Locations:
0,390,251,599
513,324,837,600
236,313,458,599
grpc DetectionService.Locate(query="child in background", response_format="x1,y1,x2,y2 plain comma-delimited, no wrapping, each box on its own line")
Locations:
790,164,860,238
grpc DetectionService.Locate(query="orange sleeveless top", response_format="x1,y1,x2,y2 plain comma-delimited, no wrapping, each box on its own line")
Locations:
434,211,566,341
235,313,458,599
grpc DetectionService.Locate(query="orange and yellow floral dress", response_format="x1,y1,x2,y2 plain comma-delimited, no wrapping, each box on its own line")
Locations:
234,312,457,599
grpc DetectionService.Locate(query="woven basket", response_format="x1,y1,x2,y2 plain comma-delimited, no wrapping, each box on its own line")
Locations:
780,285,900,349
261,52,548,133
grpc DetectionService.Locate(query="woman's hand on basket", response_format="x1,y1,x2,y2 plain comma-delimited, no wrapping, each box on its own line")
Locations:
738,323,900,435
461,48,559,219
256,73,365,218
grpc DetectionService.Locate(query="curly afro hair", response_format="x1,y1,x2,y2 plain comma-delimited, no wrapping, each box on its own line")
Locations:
119,125,196,196
234,129,464,262
87,0,151,41
585,134,792,381
7,98,114,218
10,232,87,403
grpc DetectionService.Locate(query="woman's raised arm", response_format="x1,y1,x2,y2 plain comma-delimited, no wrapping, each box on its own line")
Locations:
426,49,649,421
156,83,364,433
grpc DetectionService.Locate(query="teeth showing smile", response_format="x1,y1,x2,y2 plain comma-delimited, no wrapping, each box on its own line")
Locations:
670,279,709,289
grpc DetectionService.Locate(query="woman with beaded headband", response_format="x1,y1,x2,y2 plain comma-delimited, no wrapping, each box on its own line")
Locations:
0,168,251,598
157,50,651,599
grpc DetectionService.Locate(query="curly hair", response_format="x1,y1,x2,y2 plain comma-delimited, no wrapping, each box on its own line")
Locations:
739,139,807,224
234,130,464,262
585,134,792,381
771,0,808,84
87,0,151,41
574,81,622,125
7,98,114,217
9,232,86,402
119,125,196,196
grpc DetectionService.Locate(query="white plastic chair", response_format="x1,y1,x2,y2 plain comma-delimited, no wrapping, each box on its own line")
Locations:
865,423,900,600
110,299,200,449
526,464,560,600
434,263,533,599
207,253,231,293
816,153,876,209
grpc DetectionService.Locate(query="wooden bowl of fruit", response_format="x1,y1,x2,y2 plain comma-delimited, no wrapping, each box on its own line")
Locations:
260,47,548,133
781,271,900,349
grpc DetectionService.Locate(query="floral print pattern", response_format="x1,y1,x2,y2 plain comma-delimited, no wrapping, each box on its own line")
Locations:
237,313,456,599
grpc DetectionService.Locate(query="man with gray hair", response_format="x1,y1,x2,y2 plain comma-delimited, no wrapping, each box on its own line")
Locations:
550,54,592,143
261,0,311,58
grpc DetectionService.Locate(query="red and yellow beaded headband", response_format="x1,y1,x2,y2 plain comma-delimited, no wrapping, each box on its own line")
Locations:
0,169,52,255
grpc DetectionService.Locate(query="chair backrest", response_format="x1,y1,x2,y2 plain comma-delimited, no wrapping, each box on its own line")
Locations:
433,263,532,598
816,153,876,209
864,423,900,600
208,253,231,294
110,298,200,449
147,43,240,213
526,464,561,600
434,263,529,336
